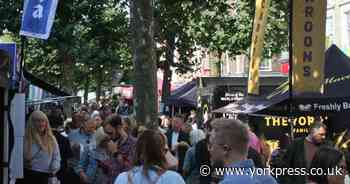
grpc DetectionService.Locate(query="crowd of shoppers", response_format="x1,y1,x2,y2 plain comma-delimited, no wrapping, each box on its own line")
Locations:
17,103,349,184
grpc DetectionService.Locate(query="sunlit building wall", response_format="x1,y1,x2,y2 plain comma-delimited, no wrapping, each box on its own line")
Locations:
327,0,350,55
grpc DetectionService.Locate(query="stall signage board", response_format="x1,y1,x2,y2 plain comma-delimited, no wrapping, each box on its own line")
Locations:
220,91,245,102
264,115,328,135
20,0,59,39
292,0,327,94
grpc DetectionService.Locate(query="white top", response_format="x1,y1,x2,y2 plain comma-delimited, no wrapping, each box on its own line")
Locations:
115,166,185,184
192,123,198,130
91,110,100,118
171,132,180,158
171,132,179,151
189,129,205,146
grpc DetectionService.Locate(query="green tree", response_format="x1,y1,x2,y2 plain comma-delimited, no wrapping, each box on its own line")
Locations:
154,0,288,101
154,0,200,102
1,0,131,103
187,0,288,74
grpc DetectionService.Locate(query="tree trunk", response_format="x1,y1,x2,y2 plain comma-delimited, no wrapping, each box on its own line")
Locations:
61,51,74,119
218,51,223,77
131,0,158,129
62,52,74,95
96,69,102,103
84,75,89,104
209,51,222,77
161,33,175,103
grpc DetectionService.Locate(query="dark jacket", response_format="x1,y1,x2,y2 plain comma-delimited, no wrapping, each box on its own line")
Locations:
166,129,190,173
53,131,73,184
278,137,332,184
195,138,211,184
277,137,307,184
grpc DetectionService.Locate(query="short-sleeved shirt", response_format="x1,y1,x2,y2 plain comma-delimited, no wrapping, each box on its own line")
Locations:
100,136,137,184
183,147,196,173
219,160,278,184
183,147,200,184
115,166,185,184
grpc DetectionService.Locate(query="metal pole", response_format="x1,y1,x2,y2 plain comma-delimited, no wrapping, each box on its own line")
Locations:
289,0,294,141
19,36,26,93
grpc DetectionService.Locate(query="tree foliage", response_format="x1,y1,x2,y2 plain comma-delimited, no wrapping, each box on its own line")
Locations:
187,0,288,57
0,0,289,104
154,0,288,99
0,0,131,99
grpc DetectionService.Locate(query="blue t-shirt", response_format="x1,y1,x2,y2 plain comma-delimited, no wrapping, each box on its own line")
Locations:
219,159,278,184
183,146,201,183
115,166,185,184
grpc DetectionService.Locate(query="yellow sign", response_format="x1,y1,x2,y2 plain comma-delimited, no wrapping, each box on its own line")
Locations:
264,116,328,134
265,116,315,127
248,0,270,95
292,0,327,94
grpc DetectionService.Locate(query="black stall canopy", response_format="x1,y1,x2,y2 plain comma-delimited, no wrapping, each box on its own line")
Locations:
164,80,197,107
24,70,70,97
213,45,350,116
213,45,350,140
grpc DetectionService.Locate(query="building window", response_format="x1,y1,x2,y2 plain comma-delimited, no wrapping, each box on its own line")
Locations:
346,12,350,47
235,55,245,74
326,16,334,46
259,59,272,71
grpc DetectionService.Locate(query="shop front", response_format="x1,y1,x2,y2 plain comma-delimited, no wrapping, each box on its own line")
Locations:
213,45,350,149
200,75,287,116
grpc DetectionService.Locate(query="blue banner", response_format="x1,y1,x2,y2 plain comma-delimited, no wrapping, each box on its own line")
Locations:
0,43,17,88
20,0,59,40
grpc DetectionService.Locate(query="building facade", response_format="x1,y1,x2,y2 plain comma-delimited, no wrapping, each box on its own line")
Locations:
199,50,285,77
327,0,350,55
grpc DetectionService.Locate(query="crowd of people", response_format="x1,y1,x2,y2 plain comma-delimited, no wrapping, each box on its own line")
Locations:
16,102,350,184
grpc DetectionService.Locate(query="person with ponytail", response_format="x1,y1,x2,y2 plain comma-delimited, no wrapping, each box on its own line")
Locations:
16,111,61,184
114,129,184,184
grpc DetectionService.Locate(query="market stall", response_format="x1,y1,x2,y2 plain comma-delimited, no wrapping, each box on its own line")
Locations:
213,45,350,145
163,80,197,115
214,45,350,116
164,80,197,107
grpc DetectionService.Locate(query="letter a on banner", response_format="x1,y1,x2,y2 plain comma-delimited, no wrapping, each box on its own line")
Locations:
248,0,270,95
20,0,59,40
292,0,327,94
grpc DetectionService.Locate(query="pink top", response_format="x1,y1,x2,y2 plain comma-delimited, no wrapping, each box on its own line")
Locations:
249,131,262,153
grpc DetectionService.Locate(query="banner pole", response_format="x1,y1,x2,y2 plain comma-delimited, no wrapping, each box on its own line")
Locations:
289,0,294,141
19,36,26,93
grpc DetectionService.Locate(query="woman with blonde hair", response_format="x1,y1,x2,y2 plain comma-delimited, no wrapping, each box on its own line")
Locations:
16,111,61,184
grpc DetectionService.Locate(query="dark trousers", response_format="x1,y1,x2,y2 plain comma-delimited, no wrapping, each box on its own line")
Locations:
16,169,50,184
64,167,82,184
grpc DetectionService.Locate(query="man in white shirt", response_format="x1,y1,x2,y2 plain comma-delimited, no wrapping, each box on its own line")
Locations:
165,115,190,173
